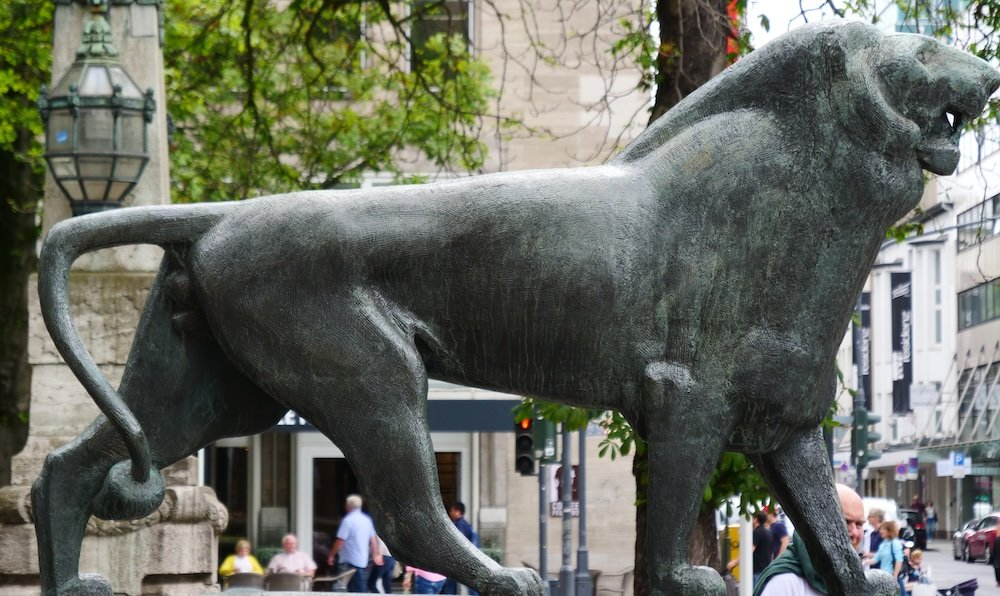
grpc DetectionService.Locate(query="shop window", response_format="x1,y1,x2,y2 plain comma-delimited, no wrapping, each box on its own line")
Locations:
206,444,249,562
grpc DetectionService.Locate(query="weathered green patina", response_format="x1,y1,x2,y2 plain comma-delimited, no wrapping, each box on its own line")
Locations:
33,22,999,596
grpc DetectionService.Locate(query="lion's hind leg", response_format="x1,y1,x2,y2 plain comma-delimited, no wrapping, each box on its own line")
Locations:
33,264,286,596
233,290,543,596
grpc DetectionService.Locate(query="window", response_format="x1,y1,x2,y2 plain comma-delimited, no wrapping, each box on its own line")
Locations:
958,279,1000,330
957,194,998,252
309,2,368,97
410,0,472,75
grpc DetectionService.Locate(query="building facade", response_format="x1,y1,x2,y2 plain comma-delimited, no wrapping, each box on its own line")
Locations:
833,125,1000,537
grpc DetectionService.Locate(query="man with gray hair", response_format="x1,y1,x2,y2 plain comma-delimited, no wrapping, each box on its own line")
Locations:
328,494,383,593
267,533,316,577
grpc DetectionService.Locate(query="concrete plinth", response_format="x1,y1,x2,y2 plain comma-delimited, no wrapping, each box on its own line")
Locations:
0,271,226,595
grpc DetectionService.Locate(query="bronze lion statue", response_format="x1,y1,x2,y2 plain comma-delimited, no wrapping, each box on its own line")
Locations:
33,21,998,595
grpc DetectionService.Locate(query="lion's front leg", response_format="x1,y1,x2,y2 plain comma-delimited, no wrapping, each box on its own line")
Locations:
641,362,734,596
750,430,897,596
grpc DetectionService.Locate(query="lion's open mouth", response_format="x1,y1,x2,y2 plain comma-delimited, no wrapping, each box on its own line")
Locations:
916,106,967,175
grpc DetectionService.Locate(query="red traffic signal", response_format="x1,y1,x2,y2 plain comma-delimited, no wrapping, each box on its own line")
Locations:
515,418,535,475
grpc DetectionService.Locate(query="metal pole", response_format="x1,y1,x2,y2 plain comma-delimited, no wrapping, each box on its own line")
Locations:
575,428,591,596
558,424,575,596
854,317,867,495
739,515,753,595
956,476,963,533
540,461,548,594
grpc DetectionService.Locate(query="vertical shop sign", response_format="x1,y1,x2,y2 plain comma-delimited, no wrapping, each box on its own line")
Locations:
891,273,912,413
853,293,873,409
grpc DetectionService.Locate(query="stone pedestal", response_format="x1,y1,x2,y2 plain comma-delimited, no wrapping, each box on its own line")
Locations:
0,273,228,594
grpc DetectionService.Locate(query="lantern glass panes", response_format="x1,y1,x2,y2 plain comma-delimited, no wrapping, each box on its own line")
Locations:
42,56,154,215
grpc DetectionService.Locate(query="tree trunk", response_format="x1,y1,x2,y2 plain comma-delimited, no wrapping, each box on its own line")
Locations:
689,506,722,569
633,448,649,596
649,0,732,125
0,127,40,486
633,1,732,592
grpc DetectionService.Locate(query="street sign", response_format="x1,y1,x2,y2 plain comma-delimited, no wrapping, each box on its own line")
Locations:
895,464,907,482
952,451,969,479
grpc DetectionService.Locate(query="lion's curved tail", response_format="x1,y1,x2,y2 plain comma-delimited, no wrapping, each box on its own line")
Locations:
38,203,234,513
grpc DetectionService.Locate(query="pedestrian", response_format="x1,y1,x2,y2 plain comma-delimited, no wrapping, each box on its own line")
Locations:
992,535,1000,589
442,502,478,595
752,510,774,585
863,508,885,566
755,483,867,595
863,520,904,595
367,536,397,593
925,501,937,541
267,534,317,577
327,494,382,593
404,566,447,594
903,548,931,594
768,508,790,560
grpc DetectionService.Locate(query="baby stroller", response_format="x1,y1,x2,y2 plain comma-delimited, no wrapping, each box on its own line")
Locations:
936,578,977,596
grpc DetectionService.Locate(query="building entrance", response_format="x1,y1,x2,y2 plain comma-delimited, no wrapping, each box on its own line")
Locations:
294,433,473,574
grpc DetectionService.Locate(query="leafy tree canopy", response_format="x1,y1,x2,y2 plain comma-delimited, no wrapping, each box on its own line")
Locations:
164,0,503,202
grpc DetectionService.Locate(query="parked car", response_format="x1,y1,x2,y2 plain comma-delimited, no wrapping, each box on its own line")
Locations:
953,518,979,560
964,512,1000,563
899,508,927,550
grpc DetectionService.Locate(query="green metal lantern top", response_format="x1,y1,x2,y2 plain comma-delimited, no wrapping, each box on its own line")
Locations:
39,0,155,120
77,2,118,59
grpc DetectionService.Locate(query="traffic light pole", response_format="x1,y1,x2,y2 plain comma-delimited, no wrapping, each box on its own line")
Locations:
853,378,865,495
558,424,575,596
539,461,549,594
575,429,592,596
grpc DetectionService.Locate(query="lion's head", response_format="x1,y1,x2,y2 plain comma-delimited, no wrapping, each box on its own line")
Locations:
832,26,1000,175
615,21,999,178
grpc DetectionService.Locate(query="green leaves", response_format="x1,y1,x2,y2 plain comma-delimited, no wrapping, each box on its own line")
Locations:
0,0,52,156
164,0,500,202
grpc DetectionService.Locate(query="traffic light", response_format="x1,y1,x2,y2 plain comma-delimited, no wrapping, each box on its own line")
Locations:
851,408,882,470
864,412,882,467
514,417,535,475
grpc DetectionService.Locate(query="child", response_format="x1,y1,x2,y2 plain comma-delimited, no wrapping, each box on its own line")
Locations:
904,549,931,595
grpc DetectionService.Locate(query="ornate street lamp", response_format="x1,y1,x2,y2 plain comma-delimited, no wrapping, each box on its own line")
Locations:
39,0,155,216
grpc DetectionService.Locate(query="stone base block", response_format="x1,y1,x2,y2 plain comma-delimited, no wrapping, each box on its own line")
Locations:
0,484,225,596
0,521,220,595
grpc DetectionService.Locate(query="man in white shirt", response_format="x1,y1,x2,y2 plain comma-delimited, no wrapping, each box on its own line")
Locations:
267,533,317,577
755,484,865,596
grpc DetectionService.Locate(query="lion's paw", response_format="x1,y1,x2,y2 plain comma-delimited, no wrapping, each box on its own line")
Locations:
478,567,545,596
662,565,726,596
860,569,902,596
58,573,113,596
